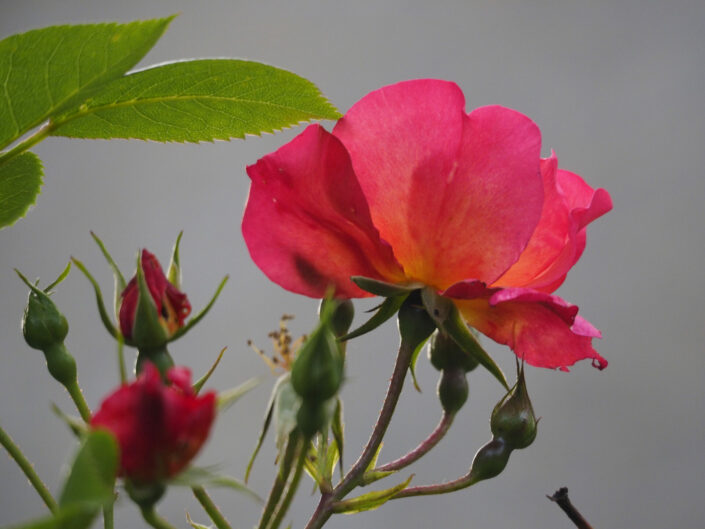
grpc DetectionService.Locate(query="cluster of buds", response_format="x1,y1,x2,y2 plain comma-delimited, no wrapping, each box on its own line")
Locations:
18,235,227,509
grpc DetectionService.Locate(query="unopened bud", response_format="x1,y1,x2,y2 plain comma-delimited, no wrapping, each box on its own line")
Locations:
437,367,468,413
427,331,479,372
22,288,68,350
490,369,537,450
319,298,355,338
291,320,343,402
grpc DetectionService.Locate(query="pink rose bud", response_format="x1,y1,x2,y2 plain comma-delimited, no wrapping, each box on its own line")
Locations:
119,249,191,341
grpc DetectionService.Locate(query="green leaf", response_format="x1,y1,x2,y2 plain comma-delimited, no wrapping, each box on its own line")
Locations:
217,376,260,412
331,474,413,514
0,17,174,149
421,288,508,390
59,430,118,507
0,151,43,228
3,504,96,529
339,294,408,342
51,59,341,142
170,467,262,503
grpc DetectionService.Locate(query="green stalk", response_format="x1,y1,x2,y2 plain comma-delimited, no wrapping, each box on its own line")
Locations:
65,380,92,422
0,122,53,165
140,507,179,529
192,486,232,529
257,432,299,529
0,422,58,513
267,439,307,529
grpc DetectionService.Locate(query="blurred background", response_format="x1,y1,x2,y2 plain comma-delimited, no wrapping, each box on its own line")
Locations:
1,0,703,527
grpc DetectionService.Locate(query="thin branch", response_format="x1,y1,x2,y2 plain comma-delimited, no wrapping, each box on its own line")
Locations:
547,487,594,529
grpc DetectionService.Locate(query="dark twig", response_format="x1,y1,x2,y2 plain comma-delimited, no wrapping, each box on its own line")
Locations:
547,487,594,529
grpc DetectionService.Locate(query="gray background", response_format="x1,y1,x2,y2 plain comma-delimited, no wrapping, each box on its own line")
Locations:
1,1,703,528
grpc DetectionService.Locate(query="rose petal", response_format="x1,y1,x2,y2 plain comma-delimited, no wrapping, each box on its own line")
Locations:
496,155,613,292
242,124,404,298
334,80,543,288
447,285,607,371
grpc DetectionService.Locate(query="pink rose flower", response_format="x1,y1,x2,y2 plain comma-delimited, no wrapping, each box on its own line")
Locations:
92,363,215,484
242,80,612,371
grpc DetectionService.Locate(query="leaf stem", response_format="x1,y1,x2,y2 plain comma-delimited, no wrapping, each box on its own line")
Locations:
140,507,179,529
192,486,232,529
268,438,307,529
117,334,127,384
0,422,58,513
257,431,299,529
304,341,414,529
391,470,478,499
0,122,53,166
375,411,454,473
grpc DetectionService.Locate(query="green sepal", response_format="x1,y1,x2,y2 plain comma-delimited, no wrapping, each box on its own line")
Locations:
245,374,289,483
50,403,87,438
131,251,168,349
3,504,96,529
89,231,126,316
186,512,211,529
193,347,226,395
168,275,229,342
351,276,422,297
44,261,72,292
339,293,408,342
421,288,508,390
169,466,262,503
167,231,183,289
398,292,437,392
331,398,345,477
273,375,303,462
303,442,328,492
217,377,260,413
331,474,414,514
70,257,121,341
324,438,340,486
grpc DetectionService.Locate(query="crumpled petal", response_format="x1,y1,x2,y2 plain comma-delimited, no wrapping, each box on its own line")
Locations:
495,154,613,292
333,80,544,288
242,124,404,298
444,281,607,371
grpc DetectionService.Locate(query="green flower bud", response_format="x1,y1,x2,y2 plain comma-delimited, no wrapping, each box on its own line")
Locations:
468,437,512,483
427,330,479,372
22,288,68,350
319,298,355,338
490,369,538,450
296,400,329,438
291,320,343,402
437,367,469,413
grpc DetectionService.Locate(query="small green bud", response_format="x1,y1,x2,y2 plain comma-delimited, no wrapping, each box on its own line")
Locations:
490,369,538,450
427,330,479,372
291,321,343,402
319,298,355,338
437,367,469,413
22,289,69,350
296,400,329,438
468,437,512,483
